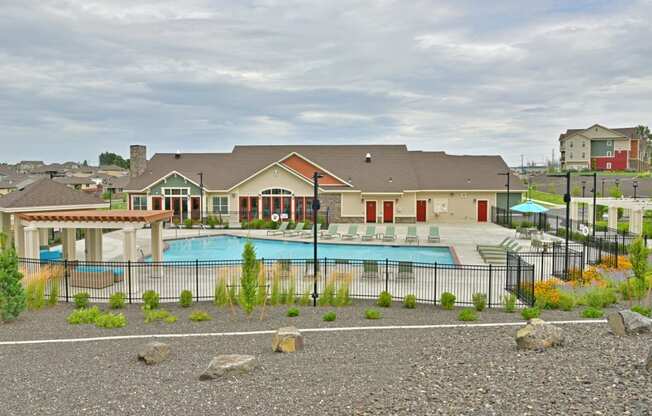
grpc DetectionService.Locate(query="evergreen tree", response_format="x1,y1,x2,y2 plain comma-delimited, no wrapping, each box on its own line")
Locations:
0,240,27,322
240,241,259,315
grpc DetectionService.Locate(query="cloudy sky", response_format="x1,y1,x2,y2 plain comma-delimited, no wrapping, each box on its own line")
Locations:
1,0,651,165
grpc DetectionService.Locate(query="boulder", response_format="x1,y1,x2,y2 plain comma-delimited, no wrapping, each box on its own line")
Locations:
515,318,564,351
199,354,256,380
272,326,304,353
647,348,652,372
607,310,652,336
137,342,170,365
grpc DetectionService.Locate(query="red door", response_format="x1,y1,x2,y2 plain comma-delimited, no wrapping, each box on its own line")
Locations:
416,200,427,222
477,200,488,222
383,201,394,223
365,201,376,223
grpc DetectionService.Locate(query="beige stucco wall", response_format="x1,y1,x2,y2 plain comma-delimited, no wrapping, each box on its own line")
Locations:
341,192,363,216
562,134,590,163
582,126,623,139
233,164,313,196
613,139,631,151
415,192,498,222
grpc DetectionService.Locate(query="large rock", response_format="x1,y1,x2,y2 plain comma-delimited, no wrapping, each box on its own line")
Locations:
515,318,564,351
199,354,256,380
272,326,304,353
137,342,170,365
647,348,652,372
607,310,652,336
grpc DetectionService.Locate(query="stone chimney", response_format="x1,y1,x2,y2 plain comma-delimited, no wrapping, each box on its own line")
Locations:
130,145,147,177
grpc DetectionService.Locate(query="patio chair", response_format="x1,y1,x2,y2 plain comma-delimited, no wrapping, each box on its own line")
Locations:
397,261,414,280
300,223,321,238
427,226,440,243
321,224,340,239
286,222,305,237
479,240,518,254
362,260,379,278
476,237,513,251
341,224,359,240
267,222,289,236
361,225,377,241
405,226,418,243
382,225,396,242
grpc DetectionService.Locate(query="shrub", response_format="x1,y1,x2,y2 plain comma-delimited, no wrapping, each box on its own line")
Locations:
270,276,281,306
377,291,392,308
48,279,60,306
581,307,604,319
404,294,417,309
142,290,160,310
521,307,540,320
189,310,212,322
318,282,336,306
143,308,176,324
619,278,647,301
179,290,193,307
502,294,516,313
557,292,576,311
286,280,296,306
95,312,127,328
73,292,90,309
287,307,300,317
472,293,487,312
335,283,351,306
26,279,46,310
109,292,125,309
440,292,456,310
631,305,651,317
365,308,381,319
534,279,562,309
0,244,26,322
299,291,312,306
214,277,229,307
67,306,102,324
322,311,336,322
240,241,259,315
583,287,617,309
458,308,478,321
183,218,194,229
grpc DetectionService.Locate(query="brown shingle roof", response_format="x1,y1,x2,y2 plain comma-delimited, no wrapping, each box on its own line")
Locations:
0,178,106,210
126,145,524,193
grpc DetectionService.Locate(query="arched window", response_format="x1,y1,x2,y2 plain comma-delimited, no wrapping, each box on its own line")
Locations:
261,188,292,195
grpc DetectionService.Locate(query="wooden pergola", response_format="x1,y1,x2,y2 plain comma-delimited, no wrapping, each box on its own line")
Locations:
16,210,173,262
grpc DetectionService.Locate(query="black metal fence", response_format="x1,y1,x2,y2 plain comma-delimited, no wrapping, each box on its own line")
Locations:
19,256,536,308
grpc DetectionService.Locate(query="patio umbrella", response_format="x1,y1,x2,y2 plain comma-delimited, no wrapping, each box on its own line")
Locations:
510,200,549,214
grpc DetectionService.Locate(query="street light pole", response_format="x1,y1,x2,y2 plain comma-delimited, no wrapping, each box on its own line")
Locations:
633,179,638,199
581,180,586,224
592,172,597,238
498,172,510,226
563,171,571,278
312,171,323,307
601,178,605,197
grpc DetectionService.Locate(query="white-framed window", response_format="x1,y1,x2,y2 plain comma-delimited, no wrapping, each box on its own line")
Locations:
607,140,612,146
581,152,585,159
606,151,612,157
582,141,586,147
570,142,573,147
162,188,189,196
212,196,228,214
606,162,612,169
132,195,147,210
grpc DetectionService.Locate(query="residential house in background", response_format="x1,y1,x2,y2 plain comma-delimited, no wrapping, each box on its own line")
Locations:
559,124,650,171
125,145,524,224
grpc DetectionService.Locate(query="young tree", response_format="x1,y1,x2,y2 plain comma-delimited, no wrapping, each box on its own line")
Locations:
240,241,259,315
608,185,622,198
0,239,27,322
571,186,581,197
628,237,650,306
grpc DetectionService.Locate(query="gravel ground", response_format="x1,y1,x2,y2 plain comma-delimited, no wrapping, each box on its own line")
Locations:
1,303,651,415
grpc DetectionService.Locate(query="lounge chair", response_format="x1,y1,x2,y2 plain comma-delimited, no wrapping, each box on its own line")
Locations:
300,223,322,238
397,261,414,279
476,237,512,251
405,226,418,243
286,222,305,237
427,226,440,243
341,224,359,240
267,222,289,236
321,224,340,239
480,240,519,254
361,225,377,241
362,260,379,279
382,225,396,242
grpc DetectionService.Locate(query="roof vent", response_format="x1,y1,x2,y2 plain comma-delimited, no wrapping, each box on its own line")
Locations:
175,150,181,159
365,153,371,163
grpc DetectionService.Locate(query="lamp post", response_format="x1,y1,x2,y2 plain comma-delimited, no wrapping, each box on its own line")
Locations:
580,172,597,238
197,172,204,224
633,179,638,199
548,171,571,278
498,172,510,226
581,180,586,224
312,171,324,307
615,178,620,196
601,178,606,197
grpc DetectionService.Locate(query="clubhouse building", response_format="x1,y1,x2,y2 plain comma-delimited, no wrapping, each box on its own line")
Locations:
125,145,524,225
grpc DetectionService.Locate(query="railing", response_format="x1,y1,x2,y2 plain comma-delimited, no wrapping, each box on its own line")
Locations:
19,256,536,308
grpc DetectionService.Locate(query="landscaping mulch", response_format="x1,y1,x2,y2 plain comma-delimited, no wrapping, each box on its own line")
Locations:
1,302,650,415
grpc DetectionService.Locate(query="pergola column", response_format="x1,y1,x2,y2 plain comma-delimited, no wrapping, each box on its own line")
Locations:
586,203,594,225
569,201,580,222
608,206,619,230
61,228,77,261
38,228,49,247
150,221,163,262
24,226,40,260
630,209,644,235
123,228,137,262
0,212,12,249
88,229,103,262
84,229,93,261
14,221,25,258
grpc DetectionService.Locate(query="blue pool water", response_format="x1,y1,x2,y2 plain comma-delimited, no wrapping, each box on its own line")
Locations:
159,235,455,264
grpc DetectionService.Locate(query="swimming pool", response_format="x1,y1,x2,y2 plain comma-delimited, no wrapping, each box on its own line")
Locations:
159,235,455,264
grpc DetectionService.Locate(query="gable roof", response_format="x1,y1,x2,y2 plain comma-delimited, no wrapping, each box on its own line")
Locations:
0,178,106,211
559,124,638,142
126,145,524,193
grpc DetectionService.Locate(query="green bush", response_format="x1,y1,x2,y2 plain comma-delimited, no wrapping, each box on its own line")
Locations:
48,280,60,306
214,278,230,307
335,284,351,306
377,291,392,308
557,292,576,311
619,278,647,300
581,307,604,319
404,294,417,309
189,310,212,322
183,218,194,228
318,282,336,307
179,290,193,307
365,308,381,319
95,312,127,328
73,292,90,309
458,308,478,321
472,293,487,312
440,292,456,310
583,287,617,309
502,294,516,313
109,292,125,309
287,307,300,317
631,305,651,317
67,306,101,324
26,280,46,310
0,244,27,322
286,281,296,305
521,307,540,320
299,291,312,306
143,308,176,324
270,277,281,306
240,241,259,314
322,311,336,322
142,290,160,310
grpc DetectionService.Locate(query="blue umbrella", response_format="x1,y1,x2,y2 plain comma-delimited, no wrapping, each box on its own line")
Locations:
510,200,549,214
